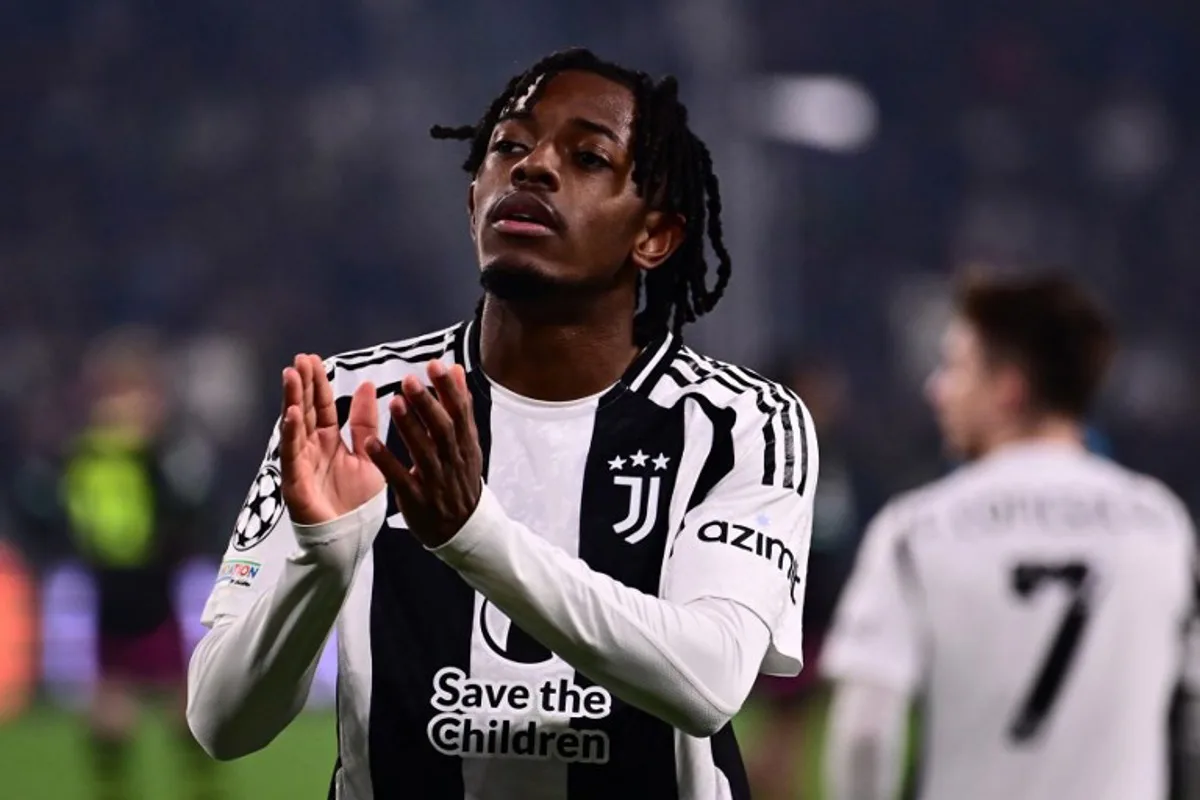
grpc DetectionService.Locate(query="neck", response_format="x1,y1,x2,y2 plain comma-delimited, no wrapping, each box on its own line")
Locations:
478,294,642,401
980,414,1086,457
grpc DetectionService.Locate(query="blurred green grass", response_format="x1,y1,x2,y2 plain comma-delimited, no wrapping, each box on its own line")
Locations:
0,706,338,800
0,702,828,800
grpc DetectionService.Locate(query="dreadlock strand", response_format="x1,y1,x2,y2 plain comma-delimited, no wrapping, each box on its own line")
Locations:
429,125,475,140
695,140,732,313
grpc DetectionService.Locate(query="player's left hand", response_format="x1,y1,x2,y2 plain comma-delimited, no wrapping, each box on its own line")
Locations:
365,361,483,548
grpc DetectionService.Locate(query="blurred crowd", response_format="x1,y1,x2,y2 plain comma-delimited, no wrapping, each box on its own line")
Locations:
1,0,1197,573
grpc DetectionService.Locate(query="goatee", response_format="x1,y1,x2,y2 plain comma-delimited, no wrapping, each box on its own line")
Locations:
480,261,617,303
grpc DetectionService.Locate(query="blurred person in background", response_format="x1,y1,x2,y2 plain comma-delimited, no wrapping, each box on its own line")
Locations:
820,274,1198,800
61,327,218,800
748,356,879,800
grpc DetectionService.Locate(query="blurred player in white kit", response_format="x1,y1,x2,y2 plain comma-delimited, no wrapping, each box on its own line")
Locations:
821,273,1200,800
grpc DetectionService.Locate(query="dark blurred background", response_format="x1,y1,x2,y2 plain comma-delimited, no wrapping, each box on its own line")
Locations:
1,1,1196,797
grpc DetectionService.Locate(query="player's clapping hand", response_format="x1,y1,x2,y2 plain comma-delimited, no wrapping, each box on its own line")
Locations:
279,354,385,526
366,361,483,548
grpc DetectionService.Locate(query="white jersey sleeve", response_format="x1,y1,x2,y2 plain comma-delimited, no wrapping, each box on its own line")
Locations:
188,406,387,759
200,419,296,625
661,394,819,676
434,484,773,738
821,498,925,694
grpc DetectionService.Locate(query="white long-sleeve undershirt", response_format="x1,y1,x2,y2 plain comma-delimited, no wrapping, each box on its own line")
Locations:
187,487,771,760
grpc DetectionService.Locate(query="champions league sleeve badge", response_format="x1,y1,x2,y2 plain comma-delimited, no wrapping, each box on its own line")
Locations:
231,463,286,551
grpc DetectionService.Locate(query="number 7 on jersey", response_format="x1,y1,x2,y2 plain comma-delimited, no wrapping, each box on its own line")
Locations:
1008,561,1094,744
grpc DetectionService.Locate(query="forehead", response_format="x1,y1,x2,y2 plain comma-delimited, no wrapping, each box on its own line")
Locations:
506,70,636,143
944,317,984,361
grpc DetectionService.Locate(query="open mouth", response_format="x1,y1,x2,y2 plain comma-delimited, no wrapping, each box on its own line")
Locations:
488,191,562,237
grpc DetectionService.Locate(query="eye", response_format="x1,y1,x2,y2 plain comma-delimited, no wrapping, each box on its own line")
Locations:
491,138,528,155
575,150,611,170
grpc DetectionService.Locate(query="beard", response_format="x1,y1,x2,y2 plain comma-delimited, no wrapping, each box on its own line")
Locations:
480,258,622,305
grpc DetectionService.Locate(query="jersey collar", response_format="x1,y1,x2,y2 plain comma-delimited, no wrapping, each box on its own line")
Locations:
458,317,680,406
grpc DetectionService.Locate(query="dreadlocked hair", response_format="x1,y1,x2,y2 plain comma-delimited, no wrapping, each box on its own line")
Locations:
431,48,732,344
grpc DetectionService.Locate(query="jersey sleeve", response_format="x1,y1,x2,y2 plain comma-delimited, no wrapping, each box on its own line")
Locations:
661,395,819,677
1178,505,1200,693
1184,579,1200,694
200,419,299,627
820,501,925,694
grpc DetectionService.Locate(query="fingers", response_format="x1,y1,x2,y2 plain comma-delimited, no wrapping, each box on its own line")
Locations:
429,362,477,454
281,365,302,424
279,371,306,488
404,372,458,465
365,435,423,509
388,390,442,479
312,355,339,430
347,381,378,456
295,354,317,437
428,361,468,423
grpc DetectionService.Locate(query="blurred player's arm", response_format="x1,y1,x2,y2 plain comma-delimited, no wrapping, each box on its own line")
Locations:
1175,501,1200,800
826,682,909,800
186,421,386,760
1174,681,1200,800
433,400,818,738
821,501,924,800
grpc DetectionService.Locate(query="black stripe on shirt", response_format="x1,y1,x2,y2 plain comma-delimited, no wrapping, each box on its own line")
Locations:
366,338,486,799
466,316,483,376
711,722,752,799
598,333,678,404
327,667,345,798
567,392,687,799
685,394,738,515
672,350,810,495
738,364,811,495
336,324,462,366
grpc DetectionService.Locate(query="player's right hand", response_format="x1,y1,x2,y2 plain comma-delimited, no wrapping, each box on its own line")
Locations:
279,354,385,526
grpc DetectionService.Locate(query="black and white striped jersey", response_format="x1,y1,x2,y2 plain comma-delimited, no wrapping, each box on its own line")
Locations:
199,319,818,800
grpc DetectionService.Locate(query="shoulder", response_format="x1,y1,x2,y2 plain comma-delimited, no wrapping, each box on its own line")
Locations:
653,346,813,426
653,346,817,494
863,470,967,548
1117,467,1196,537
324,321,469,397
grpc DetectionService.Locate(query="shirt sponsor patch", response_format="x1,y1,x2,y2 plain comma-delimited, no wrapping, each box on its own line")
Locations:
427,667,612,763
216,558,263,588
697,519,803,603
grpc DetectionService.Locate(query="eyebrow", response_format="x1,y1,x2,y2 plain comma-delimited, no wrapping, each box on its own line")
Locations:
567,117,621,144
496,112,623,145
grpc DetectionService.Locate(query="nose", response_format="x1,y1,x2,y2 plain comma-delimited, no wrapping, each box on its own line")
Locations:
923,370,941,408
510,143,561,192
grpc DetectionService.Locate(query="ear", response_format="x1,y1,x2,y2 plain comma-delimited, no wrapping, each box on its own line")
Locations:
630,211,685,272
467,182,478,240
993,362,1030,413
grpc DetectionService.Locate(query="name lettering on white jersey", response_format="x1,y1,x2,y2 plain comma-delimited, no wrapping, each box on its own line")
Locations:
822,444,1197,800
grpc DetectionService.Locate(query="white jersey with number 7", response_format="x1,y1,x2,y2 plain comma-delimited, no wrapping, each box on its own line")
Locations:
822,441,1198,800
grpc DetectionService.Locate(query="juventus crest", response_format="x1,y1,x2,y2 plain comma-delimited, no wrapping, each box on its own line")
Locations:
608,450,671,544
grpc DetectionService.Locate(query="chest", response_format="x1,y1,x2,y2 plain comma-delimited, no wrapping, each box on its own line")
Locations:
481,401,690,589
377,394,710,595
